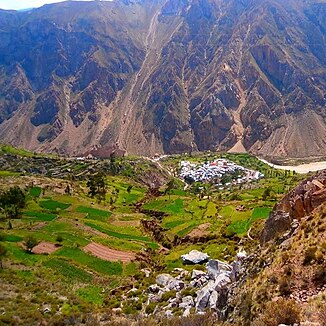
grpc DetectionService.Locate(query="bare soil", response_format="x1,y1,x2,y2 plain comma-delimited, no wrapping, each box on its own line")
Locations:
32,242,60,254
83,242,136,263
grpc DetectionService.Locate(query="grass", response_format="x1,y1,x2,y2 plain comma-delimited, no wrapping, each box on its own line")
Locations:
251,207,272,220
0,170,20,177
85,222,151,242
39,200,71,211
2,234,23,242
164,220,186,229
29,187,42,198
44,258,93,283
24,211,57,221
55,247,123,276
76,206,111,221
77,286,103,305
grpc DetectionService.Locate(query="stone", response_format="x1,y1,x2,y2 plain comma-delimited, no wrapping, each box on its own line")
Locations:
208,290,219,309
166,278,185,291
206,259,232,279
148,284,160,293
181,250,210,265
191,269,207,280
195,287,211,312
214,274,231,291
236,250,247,261
183,308,191,317
141,268,151,277
156,274,174,287
165,310,173,317
179,296,194,309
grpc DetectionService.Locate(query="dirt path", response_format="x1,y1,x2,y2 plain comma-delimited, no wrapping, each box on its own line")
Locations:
83,242,136,263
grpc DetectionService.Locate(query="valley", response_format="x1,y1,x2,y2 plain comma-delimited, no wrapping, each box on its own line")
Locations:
0,145,325,325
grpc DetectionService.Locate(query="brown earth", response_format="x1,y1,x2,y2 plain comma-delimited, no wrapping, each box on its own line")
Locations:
83,242,136,263
32,241,60,254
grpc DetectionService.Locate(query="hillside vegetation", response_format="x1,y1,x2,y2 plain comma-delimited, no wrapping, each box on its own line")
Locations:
0,147,324,325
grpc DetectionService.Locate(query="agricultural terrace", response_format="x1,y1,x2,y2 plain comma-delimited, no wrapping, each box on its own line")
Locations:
0,150,309,323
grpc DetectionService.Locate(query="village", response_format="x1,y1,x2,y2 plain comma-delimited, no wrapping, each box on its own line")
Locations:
179,159,264,187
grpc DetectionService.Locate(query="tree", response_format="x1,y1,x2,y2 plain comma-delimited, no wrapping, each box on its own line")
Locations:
87,173,107,203
0,243,7,268
24,235,38,253
0,186,26,219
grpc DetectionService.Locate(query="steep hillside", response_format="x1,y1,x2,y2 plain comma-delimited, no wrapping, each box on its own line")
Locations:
0,0,325,157
230,169,326,326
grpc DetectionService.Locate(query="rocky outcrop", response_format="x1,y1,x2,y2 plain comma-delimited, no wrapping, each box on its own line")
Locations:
261,170,326,243
146,250,247,318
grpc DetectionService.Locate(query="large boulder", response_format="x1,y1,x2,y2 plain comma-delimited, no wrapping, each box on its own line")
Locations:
181,250,210,264
206,259,232,279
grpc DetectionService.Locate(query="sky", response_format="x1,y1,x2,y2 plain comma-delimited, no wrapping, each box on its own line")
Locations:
0,0,107,10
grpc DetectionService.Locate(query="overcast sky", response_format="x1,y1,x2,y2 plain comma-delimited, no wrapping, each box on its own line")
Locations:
0,0,110,10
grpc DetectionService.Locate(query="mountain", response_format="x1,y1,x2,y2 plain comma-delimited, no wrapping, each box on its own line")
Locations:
0,0,325,157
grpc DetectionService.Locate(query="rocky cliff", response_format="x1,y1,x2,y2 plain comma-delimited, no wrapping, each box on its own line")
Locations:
261,169,326,243
0,0,325,157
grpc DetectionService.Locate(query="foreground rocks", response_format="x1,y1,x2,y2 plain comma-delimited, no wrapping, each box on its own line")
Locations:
145,250,247,318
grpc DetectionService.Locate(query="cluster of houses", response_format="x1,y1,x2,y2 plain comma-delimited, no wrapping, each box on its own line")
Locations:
179,159,264,187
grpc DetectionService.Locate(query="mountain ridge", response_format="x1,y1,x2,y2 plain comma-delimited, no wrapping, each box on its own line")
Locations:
0,0,325,157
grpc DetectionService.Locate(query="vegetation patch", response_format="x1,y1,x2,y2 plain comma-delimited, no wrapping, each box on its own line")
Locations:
29,187,42,198
76,206,111,221
39,200,70,211
44,258,93,282
85,222,151,242
55,247,123,276
77,286,103,305
24,211,57,221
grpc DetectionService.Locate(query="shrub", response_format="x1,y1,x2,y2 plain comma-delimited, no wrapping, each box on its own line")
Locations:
253,298,301,326
279,276,291,296
160,290,176,302
303,246,317,265
313,265,326,286
145,302,156,315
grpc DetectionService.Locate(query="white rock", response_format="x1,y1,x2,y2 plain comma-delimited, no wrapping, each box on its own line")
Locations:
191,269,207,280
181,250,210,265
179,296,194,309
156,274,174,287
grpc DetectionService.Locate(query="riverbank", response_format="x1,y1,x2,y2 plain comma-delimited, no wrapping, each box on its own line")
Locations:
258,158,326,174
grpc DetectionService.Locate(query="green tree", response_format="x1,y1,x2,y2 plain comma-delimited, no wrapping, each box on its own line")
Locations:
24,235,38,253
0,186,26,220
87,173,107,203
0,243,7,268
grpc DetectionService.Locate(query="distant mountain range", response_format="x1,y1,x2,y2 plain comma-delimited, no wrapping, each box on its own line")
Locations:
0,0,325,157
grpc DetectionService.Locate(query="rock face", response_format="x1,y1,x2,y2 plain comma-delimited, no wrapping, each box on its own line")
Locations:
0,0,325,157
261,170,326,243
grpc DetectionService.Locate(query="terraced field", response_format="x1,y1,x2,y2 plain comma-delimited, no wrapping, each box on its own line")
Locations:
0,150,309,324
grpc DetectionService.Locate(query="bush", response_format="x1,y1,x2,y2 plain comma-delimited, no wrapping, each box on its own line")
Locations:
313,265,326,286
279,276,291,296
145,302,156,315
253,298,301,326
160,290,176,302
303,246,317,265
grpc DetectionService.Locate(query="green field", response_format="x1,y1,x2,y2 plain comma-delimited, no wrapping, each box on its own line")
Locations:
55,247,123,276
40,200,71,211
